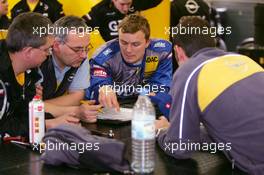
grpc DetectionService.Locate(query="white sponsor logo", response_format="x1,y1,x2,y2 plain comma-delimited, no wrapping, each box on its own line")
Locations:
154,42,166,48
109,20,122,36
106,12,116,16
103,48,112,56
93,69,107,77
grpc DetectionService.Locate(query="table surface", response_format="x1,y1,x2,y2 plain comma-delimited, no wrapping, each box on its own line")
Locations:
0,121,247,175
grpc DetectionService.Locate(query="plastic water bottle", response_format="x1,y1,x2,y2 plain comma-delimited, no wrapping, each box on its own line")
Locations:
131,95,155,173
29,95,45,144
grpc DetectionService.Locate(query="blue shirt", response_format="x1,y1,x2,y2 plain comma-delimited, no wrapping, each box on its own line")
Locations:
52,55,90,91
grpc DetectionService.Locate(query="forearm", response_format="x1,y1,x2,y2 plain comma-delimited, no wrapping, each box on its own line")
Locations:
157,114,201,159
45,119,53,129
45,90,84,106
157,130,192,159
44,102,79,118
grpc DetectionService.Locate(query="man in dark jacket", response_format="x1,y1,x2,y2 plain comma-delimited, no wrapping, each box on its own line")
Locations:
170,0,227,72
170,0,211,72
0,12,79,139
170,0,210,30
11,0,64,22
82,0,163,41
155,16,264,175
0,0,10,30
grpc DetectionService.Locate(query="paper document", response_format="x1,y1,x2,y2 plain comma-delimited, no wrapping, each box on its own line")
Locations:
97,108,133,121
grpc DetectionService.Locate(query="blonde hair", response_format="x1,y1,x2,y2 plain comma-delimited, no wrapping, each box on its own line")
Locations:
118,14,150,40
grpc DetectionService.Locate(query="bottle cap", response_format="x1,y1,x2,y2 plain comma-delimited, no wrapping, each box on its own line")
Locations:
34,95,41,100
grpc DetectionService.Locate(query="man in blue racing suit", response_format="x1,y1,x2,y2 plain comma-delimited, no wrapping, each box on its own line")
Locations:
86,14,172,115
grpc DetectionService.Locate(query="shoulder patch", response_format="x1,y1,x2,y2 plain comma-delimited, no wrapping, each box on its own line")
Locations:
153,42,166,48
92,65,108,78
103,48,112,56
92,39,120,65
149,39,172,53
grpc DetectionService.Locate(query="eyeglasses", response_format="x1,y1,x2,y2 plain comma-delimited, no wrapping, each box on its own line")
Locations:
63,42,93,54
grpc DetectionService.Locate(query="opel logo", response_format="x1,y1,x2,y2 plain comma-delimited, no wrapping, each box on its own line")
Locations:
185,0,200,14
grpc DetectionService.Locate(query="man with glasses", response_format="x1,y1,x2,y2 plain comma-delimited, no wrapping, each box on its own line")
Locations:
0,12,80,137
40,15,101,123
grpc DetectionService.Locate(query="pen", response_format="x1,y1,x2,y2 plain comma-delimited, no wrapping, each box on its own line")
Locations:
80,100,104,113
10,140,32,150
80,100,90,105
11,140,31,147
97,108,104,113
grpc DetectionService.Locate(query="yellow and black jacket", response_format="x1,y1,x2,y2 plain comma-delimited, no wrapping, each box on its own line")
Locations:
0,15,10,30
82,0,162,41
11,0,64,22
157,47,264,174
0,40,41,137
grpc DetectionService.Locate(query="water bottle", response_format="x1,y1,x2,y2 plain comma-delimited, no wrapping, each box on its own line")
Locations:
29,95,45,144
131,95,156,173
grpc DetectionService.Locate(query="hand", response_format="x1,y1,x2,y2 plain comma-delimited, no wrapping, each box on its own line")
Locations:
45,113,80,129
35,84,43,99
79,100,102,123
98,85,120,111
148,92,156,96
155,116,170,130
